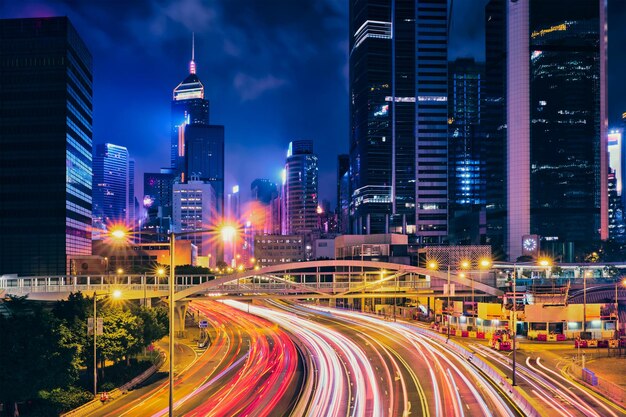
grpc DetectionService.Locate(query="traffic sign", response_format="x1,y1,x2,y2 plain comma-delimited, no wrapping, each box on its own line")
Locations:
88,318,104,335
199,320,208,329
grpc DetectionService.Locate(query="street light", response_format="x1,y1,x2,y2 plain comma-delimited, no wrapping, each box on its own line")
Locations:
510,256,552,386
109,224,235,417
91,290,122,397
427,260,452,340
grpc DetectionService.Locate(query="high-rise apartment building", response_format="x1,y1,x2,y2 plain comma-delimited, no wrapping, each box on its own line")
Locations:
0,17,93,275
507,0,608,260
448,58,486,244
92,143,129,227
283,140,318,234
349,0,448,242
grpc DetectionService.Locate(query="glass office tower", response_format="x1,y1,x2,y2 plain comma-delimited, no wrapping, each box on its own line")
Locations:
283,140,319,234
92,143,129,226
349,0,448,242
0,17,93,276
507,0,607,260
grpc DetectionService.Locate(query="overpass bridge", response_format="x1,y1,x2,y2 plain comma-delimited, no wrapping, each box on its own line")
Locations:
0,260,503,302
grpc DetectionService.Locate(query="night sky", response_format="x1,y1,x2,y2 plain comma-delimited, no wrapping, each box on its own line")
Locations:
2,0,626,207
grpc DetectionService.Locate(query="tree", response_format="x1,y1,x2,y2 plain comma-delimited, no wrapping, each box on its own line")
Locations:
0,300,80,414
98,306,141,367
175,264,211,274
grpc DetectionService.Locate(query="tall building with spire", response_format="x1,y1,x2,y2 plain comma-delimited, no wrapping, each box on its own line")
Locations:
171,34,210,177
170,35,224,217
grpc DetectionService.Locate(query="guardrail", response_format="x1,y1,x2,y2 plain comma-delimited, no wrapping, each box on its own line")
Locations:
569,361,626,407
60,347,165,417
402,323,541,417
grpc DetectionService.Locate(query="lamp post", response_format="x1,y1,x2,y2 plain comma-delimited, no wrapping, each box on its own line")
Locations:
92,289,122,397
510,257,552,387
109,224,236,417
427,260,452,340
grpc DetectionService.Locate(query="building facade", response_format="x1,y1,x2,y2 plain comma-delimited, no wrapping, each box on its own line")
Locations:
184,124,225,215
349,0,448,242
172,179,216,257
92,143,129,227
507,0,608,260
283,140,319,234
483,0,507,257
254,234,305,267
0,17,93,276
448,58,486,245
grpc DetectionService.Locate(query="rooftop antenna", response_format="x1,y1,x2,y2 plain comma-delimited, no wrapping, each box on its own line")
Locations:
189,32,196,74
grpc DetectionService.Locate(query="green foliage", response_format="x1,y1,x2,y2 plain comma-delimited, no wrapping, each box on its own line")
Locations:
97,306,141,363
0,293,169,412
38,386,93,414
0,302,80,409
175,264,211,274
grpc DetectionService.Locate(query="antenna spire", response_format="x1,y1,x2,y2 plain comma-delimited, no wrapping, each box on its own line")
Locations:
190,32,196,74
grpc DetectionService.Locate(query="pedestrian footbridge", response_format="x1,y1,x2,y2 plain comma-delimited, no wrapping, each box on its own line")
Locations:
0,260,503,302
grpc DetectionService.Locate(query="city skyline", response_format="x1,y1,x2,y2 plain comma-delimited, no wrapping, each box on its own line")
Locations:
5,0,625,206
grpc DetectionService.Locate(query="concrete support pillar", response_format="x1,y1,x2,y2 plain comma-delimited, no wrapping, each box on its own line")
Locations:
174,300,189,338
329,298,336,308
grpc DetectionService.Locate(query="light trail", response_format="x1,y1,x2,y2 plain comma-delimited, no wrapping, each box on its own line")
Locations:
305,305,518,417
224,300,386,417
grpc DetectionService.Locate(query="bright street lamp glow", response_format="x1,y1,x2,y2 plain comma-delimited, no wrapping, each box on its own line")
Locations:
427,260,438,270
157,268,165,276
112,289,122,299
116,268,124,275
480,258,492,269
110,228,127,239
538,258,552,267
221,225,236,242
460,260,470,269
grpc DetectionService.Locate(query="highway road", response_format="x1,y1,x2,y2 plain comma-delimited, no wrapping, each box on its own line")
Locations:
86,300,302,417
226,300,522,417
469,342,626,417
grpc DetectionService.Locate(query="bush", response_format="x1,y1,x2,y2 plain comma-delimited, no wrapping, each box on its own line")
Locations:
38,386,93,414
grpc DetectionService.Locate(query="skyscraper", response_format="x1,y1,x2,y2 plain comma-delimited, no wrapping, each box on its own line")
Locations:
484,0,507,256
348,0,448,241
172,179,216,257
143,168,176,239
251,179,280,235
184,124,224,214
283,140,318,234
0,17,93,276
507,0,608,260
448,58,486,244
92,143,129,227
128,158,136,226
171,35,209,177
337,154,350,234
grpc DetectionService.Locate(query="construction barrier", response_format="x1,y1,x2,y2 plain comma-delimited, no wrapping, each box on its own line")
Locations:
582,368,599,386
